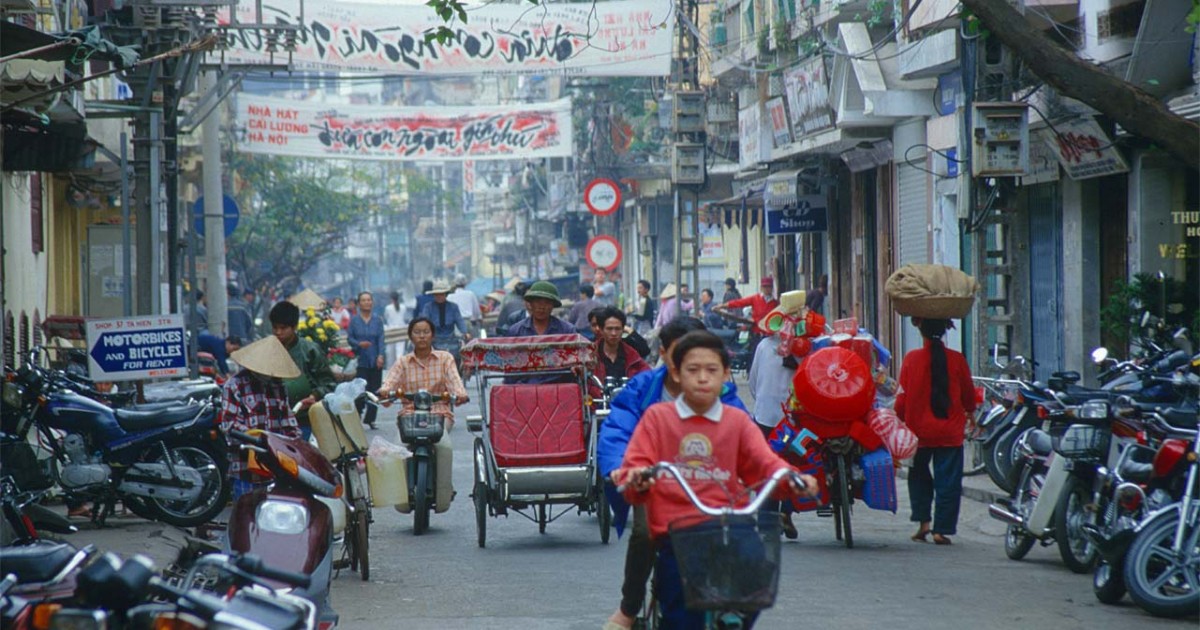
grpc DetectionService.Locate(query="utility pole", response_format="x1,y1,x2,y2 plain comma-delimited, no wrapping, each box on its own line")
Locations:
672,0,704,316
202,71,228,337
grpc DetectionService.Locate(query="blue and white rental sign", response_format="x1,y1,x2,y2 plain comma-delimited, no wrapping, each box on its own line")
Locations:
85,314,188,382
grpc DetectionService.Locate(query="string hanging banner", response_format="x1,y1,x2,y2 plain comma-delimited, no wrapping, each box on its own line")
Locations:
220,0,673,76
235,94,574,161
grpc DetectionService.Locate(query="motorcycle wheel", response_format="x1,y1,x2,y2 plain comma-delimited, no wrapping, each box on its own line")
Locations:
984,425,1021,494
1093,560,1126,604
1054,475,1099,574
413,458,430,536
964,439,987,476
1123,512,1200,618
354,498,370,581
145,440,230,528
1004,464,1037,560
836,454,853,549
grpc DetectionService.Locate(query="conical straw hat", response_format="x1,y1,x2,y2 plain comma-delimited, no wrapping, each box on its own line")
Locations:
230,336,301,379
659,283,677,300
288,288,326,311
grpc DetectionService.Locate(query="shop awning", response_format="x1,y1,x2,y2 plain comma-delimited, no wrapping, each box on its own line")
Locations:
764,169,801,209
0,22,137,67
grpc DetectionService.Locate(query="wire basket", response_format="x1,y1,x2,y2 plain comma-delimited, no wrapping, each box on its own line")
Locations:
667,512,782,612
1053,424,1109,459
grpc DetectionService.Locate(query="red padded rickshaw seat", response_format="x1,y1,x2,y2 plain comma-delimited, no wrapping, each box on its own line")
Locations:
489,383,587,468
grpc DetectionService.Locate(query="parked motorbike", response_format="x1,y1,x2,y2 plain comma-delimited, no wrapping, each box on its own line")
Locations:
0,474,76,546
3,351,229,527
1121,404,1200,618
226,429,341,628
389,390,453,536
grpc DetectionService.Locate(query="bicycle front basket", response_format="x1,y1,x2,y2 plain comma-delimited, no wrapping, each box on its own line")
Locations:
668,511,782,612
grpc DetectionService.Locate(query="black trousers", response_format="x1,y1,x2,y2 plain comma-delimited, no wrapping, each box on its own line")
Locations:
620,505,654,617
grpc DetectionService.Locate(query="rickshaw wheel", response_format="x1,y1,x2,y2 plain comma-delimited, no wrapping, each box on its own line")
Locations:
598,486,612,544
474,480,488,548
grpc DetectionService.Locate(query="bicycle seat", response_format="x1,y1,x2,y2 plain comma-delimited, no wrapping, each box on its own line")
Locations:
0,541,78,584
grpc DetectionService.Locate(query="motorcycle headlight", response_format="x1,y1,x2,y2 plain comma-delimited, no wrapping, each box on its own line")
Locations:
2,381,24,407
1078,401,1110,419
48,609,108,630
256,500,309,535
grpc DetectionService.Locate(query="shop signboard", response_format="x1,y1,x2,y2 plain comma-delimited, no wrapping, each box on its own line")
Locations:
221,0,673,76
766,194,828,235
236,94,573,161
1043,117,1128,180
783,56,835,137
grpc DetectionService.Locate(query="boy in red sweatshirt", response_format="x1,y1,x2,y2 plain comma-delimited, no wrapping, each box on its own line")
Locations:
614,331,816,629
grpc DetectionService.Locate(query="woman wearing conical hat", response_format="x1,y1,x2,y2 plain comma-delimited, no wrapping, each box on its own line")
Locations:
220,336,303,498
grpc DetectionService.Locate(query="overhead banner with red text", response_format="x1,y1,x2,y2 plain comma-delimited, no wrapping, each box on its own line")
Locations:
219,0,673,76
235,94,574,161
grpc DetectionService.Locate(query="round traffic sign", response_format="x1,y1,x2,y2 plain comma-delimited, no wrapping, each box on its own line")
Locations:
193,195,240,238
584,178,621,216
585,235,621,270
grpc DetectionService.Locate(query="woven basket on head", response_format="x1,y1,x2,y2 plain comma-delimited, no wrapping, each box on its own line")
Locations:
885,264,979,320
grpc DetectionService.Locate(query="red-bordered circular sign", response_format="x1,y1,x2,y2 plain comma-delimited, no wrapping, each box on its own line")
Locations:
585,235,622,270
584,178,621,216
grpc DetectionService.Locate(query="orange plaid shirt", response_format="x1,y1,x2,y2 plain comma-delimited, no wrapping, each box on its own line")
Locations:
381,350,466,420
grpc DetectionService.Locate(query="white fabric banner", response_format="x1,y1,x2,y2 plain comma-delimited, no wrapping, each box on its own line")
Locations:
236,94,574,161
220,0,673,76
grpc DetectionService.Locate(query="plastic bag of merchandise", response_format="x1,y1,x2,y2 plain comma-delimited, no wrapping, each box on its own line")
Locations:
367,436,412,508
867,407,918,460
324,378,367,415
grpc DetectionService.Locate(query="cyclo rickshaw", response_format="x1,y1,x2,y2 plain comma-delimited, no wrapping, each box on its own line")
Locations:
461,334,612,547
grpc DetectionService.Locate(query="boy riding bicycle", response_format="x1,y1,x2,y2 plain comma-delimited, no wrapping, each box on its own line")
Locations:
613,331,817,629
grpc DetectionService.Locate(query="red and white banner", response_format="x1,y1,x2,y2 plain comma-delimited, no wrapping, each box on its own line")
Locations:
219,0,673,76
235,94,574,161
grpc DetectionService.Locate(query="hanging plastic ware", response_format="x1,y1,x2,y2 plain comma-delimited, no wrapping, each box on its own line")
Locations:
792,347,876,422
789,337,812,358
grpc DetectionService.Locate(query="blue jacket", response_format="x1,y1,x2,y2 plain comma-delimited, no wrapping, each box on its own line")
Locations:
597,365,748,535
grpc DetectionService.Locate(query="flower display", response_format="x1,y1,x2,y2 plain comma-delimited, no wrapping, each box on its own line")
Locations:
296,306,341,356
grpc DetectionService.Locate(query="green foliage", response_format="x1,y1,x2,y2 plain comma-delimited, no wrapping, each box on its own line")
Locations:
1188,0,1200,33
227,154,375,300
1100,273,1199,349
866,0,889,28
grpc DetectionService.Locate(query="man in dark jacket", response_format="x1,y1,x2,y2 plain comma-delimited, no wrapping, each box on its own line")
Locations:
269,301,336,438
593,308,651,389
227,283,255,341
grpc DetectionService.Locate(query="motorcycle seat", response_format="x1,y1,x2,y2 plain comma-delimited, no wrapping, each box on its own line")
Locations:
1156,407,1199,429
0,541,77,584
114,405,203,432
1026,429,1054,457
1061,385,1114,405
1049,371,1082,390
1118,460,1154,483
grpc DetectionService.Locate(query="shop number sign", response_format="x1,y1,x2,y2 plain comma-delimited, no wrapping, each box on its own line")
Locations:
585,235,621,270
584,178,621,216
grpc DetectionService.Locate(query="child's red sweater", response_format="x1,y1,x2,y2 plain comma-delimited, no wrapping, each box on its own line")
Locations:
620,401,796,539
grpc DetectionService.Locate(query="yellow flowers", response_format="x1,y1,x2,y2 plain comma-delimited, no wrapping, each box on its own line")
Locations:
323,320,339,331
297,319,309,331
306,308,317,319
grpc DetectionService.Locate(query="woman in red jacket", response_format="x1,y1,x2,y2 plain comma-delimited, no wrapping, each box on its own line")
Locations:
895,318,977,545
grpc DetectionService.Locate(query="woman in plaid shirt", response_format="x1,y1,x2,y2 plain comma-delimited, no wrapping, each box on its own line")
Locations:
220,336,303,498
378,317,469,428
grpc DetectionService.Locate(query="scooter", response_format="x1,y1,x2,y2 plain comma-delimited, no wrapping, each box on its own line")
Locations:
390,390,454,536
226,429,341,629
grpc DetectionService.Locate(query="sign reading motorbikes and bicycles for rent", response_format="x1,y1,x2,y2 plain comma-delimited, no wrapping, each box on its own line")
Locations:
218,0,674,76
85,314,188,382
236,94,574,161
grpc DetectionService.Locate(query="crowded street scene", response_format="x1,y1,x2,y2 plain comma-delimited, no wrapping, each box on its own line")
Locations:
1,0,1199,629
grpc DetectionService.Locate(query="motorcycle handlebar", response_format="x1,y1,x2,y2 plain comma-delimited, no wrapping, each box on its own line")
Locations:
228,430,267,448
235,554,312,589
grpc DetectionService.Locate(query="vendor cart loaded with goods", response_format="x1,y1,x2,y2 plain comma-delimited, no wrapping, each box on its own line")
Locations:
763,265,978,548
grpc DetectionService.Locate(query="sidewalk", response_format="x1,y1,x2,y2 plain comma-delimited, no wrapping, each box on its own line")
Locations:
896,463,1004,505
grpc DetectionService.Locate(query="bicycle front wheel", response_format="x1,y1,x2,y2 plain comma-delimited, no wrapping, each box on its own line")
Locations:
836,453,853,549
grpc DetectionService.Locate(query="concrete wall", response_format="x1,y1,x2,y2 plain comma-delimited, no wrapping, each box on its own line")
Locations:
1060,176,1103,381
1,170,50,338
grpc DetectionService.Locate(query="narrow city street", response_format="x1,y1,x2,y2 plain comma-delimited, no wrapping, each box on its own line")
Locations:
65,386,1189,630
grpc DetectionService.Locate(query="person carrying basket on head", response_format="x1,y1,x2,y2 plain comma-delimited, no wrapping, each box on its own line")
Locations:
612,331,817,630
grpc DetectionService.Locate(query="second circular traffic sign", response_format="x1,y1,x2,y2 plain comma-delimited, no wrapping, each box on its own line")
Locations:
585,235,621,270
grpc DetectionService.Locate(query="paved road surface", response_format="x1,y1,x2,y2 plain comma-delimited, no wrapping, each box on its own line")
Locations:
62,391,1192,629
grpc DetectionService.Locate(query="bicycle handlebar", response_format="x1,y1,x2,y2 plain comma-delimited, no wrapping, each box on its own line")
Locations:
617,462,806,517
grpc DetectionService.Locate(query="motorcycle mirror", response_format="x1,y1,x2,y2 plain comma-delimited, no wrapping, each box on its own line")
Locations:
1091,347,1109,365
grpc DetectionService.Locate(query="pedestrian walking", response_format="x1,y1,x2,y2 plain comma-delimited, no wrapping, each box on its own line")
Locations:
269,301,337,440
190,290,208,333
496,282,529,336
628,280,655,336
384,290,409,363
806,273,828,315
721,277,742,304
448,274,483,336
896,317,977,545
593,268,617,307
698,288,723,330
414,280,435,321
330,297,352,330
226,283,255,341
348,291,386,394
567,284,604,334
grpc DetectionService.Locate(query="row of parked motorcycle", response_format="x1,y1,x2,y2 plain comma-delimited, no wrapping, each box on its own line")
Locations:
0,347,371,628
966,313,1199,619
